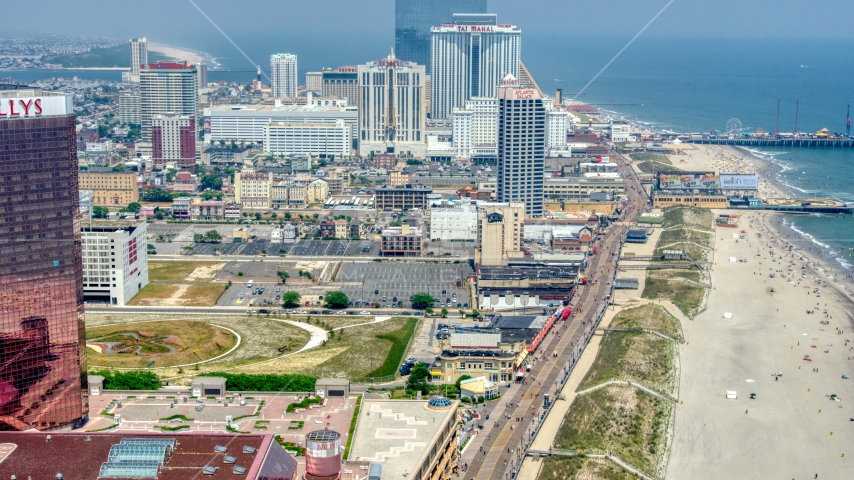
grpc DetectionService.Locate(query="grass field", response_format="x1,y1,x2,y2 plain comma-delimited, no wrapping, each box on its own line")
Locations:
554,384,672,476
148,261,225,283
610,304,683,341
233,317,418,379
182,284,228,305
658,227,713,248
630,153,671,163
538,456,636,480
127,283,227,306
641,276,705,317
653,242,709,262
636,161,681,174
579,330,677,395
86,321,237,368
661,206,714,230
86,313,311,379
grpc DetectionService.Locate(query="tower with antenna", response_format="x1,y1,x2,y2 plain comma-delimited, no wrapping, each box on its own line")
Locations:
793,100,800,138
772,100,780,137
846,105,851,138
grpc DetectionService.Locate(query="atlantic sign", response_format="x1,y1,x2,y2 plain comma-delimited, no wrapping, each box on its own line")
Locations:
720,174,759,190
0,95,72,118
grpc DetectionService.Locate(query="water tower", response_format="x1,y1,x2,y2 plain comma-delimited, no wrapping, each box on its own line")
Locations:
304,430,342,480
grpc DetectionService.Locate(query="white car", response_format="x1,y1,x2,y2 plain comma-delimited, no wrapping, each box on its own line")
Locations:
359,311,371,315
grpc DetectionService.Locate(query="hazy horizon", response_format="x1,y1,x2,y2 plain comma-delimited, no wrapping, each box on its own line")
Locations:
4,0,854,44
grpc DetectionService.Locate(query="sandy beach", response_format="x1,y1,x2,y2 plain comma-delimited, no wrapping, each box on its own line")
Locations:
148,42,204,66
667,211,854,478
665,145,854,478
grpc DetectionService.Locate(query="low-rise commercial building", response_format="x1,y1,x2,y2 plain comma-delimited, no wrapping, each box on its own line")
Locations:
430,201,477,241
381,225,423,256
544,199,617,216
79,169,139,206
81,223,149,306
171,197,193,219
374,153,397,169
653,193,728,208
374,185,432,210
389,170,411,187
544,175,626,199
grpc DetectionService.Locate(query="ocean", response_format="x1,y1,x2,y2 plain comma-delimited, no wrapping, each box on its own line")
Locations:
5,34,854,268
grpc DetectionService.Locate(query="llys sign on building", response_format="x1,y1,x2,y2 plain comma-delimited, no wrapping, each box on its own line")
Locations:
0,95,73,117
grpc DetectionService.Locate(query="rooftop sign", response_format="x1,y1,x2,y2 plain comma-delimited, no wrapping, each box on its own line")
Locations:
0,95,72,118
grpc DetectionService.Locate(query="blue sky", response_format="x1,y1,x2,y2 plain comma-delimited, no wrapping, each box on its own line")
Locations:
6,0,854,41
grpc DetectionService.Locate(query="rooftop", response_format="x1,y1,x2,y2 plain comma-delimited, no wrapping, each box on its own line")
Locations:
349,399,457,480
0,433,269,480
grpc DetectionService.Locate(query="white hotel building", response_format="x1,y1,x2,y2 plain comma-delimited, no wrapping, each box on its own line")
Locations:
358,48,427,158
204,103,358,147
430,14,521,119
82,223,149,306
271,53,298,98
264,119,350,158
452,96,498,159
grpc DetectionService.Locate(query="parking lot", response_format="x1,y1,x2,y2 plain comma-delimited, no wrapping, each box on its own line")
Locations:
215,261,328,308
288,239,379,257
335,262,473,309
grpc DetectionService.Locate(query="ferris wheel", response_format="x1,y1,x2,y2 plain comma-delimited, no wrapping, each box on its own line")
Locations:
725,118,743,138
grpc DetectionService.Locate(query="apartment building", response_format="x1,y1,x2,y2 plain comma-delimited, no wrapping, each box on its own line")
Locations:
81,223,149,306
79,169,139,206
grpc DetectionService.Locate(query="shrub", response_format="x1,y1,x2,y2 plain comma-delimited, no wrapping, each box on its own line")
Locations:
206,372,316,392
90,370,160,390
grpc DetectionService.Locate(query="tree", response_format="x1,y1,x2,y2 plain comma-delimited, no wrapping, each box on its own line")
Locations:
471,309,480,318
406,362,429,393
277,271,290,284
425,307,434,316
204,230,223,243
281,291,301,308
200,174,222,191
92,206,109,218
441,308,448,318
200,190,223,201
324,291,349,309
193,233,205,243
411,293,436,310
125,202,141,213
284,212,292,221
112,164,125,172
164,168,178,182
254,213,262,221
455,374,473,391
271,212,277,219
155,211,164,220
181,245,194,254
142,188,174,202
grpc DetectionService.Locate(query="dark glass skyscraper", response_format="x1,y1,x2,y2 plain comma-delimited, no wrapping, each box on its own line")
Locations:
395,0,487,72
0,85,87,430
497,78,545,218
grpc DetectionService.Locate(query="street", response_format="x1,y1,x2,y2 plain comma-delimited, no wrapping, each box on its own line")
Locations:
459,154,648,480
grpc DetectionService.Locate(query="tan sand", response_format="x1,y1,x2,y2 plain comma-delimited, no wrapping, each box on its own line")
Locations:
148,42,203,66
667,211,854,479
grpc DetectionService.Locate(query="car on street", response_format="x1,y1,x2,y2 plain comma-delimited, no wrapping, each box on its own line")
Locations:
359,311,371,315
322,310,332,315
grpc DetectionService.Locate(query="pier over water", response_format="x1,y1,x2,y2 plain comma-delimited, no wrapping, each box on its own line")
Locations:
688,137,854,147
